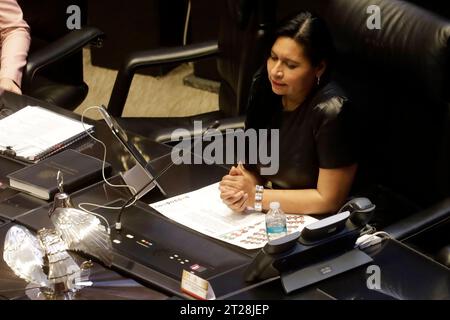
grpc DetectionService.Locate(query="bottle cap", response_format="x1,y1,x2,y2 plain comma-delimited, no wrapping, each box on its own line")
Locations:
269,202,280,210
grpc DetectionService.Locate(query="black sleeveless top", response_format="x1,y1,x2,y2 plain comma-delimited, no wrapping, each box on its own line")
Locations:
244,69,359,189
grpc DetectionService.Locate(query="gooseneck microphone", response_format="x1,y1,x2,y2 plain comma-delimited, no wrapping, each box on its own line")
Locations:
115,120,221,231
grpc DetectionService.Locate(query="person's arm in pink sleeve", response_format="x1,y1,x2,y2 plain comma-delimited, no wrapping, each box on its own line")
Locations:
0,0,31,94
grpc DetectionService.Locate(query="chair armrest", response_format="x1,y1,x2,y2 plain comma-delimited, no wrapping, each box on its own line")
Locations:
155,116,246,144
383,197,450,241
107,40,219,117
22,26,104,92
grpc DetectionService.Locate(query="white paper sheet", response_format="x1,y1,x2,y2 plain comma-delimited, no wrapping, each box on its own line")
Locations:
0,106,93,161
149,182,317,250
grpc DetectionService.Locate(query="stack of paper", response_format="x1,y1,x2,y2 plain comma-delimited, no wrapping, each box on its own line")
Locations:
0,106,93,163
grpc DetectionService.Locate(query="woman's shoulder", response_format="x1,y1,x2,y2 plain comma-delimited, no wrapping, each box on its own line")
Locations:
310,81,351,118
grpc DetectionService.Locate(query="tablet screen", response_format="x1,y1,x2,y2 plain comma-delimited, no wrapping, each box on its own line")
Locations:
97,105,165,196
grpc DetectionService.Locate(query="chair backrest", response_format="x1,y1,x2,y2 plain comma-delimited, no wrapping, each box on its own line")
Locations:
276,0,450,207
18,0,87,85
217,0,276,117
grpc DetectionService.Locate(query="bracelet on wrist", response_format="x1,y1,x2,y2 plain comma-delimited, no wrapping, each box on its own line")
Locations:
254,184,264,212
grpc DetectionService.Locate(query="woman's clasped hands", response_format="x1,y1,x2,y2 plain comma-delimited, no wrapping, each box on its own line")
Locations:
219,163,260,213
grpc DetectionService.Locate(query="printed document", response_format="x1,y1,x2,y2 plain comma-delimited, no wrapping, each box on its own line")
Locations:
149,182,317,250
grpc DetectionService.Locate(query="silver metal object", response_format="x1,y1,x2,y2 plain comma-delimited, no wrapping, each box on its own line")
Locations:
3,171,113,299
49,171,73,216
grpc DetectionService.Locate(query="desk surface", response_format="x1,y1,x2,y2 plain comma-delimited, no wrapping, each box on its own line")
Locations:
0,91,449,300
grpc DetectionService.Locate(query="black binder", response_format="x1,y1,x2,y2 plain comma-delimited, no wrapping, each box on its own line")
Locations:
7,149,111,200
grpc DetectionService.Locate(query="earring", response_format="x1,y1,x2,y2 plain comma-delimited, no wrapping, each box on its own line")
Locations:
317,76,321,86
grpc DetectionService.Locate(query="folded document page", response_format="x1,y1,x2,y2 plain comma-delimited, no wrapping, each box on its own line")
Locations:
149,182,317,250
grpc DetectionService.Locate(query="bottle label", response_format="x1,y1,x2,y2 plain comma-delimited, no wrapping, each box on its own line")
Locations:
266,226,287,234
266,226,287,241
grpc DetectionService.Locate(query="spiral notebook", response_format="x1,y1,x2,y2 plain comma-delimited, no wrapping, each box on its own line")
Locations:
0,106,93,163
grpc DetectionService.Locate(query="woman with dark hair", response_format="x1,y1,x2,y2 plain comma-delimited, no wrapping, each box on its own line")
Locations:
219,12,358,215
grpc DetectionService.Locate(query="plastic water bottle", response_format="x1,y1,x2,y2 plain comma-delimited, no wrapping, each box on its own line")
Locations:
265,202,287,241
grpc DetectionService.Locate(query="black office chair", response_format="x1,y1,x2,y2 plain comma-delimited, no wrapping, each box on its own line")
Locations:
106,0,275,143
18,0,104,110
275,0,450,264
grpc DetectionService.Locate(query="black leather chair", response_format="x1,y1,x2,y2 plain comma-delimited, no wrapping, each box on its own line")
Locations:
274,0,450,264
275,0,450,206
107,0,275,142
18,0,104,110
